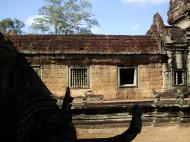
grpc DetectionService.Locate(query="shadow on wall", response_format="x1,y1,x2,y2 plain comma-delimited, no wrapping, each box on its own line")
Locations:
0,33,59,141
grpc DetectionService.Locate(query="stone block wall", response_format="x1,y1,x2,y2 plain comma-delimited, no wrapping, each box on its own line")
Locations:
138,64,163,98
41,64,68,97
38,63,163,100
90,65,117,100
101,63,163,100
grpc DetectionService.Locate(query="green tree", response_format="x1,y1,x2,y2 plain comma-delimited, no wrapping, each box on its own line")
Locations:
31,0,99,34
0,18,25,35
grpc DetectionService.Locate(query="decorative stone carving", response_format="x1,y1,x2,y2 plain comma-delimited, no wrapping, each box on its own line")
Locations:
168,0,190,29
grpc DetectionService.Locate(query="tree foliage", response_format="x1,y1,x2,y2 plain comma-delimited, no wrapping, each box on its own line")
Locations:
0,18,25,35
31,0,99,34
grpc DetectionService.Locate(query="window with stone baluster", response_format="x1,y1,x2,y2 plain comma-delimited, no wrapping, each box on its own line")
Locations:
173,70,186,86
69,66,89,89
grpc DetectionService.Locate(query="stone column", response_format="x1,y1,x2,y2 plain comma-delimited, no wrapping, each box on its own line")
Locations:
176,51,183,69
163,63,170,91
187,46,190,86
186,31,190,86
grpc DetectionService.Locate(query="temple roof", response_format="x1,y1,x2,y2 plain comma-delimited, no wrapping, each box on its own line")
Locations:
8,35,161,55
165,26,185,42
147,13,186,43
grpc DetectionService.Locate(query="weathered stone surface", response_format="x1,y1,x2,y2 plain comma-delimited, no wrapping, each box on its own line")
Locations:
76,125,190,142
147,12,186,44
9,35,161,54
168,0,190,29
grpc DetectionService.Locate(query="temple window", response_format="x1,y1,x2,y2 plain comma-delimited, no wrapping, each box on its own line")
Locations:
173,70,186,86
69,67,89,88
118,67,137,87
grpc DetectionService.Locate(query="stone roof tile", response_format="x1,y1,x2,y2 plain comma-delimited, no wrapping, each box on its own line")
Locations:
165,26,185,41
8,35,160,54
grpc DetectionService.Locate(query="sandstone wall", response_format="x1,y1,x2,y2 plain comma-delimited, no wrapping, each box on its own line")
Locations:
39,63,163,100
115,63,163,99
41,64,68,97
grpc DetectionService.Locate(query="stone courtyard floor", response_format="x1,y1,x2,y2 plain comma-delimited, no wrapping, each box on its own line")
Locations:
76,125,190,142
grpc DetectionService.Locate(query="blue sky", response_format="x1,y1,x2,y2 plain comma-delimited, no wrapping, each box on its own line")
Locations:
0,0,170,35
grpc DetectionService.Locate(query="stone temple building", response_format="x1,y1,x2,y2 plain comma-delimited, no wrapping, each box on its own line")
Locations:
6,0,190,101
0,0,190,141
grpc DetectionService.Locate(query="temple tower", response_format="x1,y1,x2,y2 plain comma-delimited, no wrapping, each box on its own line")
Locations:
168,0,190,89
148,0,190,92
168,0,190,29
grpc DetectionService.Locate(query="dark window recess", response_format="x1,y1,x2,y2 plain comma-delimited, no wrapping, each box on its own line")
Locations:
174,71,186,86
119,67,136,87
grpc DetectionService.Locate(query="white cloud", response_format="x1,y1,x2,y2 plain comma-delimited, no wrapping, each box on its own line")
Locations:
24,15,42,27
24,15,43,33
121,0,169,5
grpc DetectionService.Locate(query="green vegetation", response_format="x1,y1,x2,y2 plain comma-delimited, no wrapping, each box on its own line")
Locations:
0,18,25,35
31,0,99,35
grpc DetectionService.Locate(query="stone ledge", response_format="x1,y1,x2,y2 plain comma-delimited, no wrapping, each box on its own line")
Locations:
85,95,103,104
